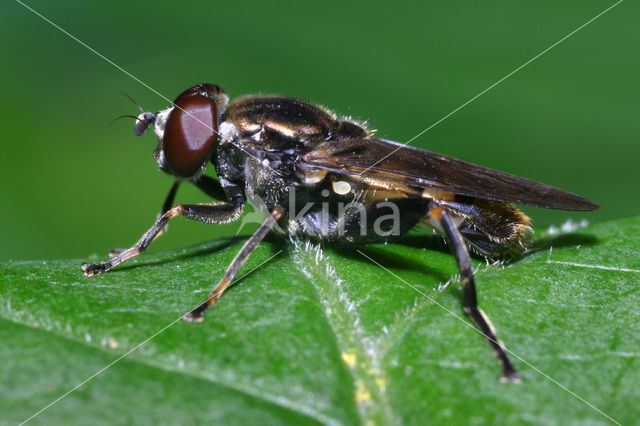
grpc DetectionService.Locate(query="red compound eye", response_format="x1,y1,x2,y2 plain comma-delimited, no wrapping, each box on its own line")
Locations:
163,84,224,178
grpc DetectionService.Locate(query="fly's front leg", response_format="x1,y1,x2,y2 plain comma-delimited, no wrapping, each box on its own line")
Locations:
429,203,521,382
143,177,229,246
145,180,180,243
194,175,228,201
108,177,229,258
109,181,181,258
83,200,244,276
160,180,182,216
151,176,227,244
151,179,182,241
184,205,284,322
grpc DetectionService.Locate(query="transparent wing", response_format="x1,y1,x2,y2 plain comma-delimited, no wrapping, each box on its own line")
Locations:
299,137,599,211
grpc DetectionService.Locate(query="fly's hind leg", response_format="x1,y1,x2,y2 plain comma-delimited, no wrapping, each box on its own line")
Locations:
83,200,244,276
429,203,521,382
184,206,284,322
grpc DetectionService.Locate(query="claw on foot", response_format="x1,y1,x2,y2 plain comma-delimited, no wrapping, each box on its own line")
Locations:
182,312,204,323
183,301,211,323
82,262,109,277
499,371,523,384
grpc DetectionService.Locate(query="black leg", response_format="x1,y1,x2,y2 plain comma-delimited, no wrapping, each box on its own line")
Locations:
430,203,521,382
159,176,228,217
83,200,245,276
194,175,228,202
161,180,181,215
109,181,182,258
184,205,284,322
156,177,228,237
152,179,182,241
110,176,228,257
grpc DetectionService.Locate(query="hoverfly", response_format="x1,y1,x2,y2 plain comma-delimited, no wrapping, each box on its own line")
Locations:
83,83,598,382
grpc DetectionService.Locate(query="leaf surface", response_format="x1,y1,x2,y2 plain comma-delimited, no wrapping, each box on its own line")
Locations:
1,217,638,425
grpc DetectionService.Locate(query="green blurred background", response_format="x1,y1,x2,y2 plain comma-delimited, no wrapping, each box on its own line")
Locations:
0,0,637,261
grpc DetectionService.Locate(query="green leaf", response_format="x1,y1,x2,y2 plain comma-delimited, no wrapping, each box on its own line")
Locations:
1,217,639,425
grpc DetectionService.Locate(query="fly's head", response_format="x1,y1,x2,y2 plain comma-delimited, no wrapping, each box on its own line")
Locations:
133,83,229,180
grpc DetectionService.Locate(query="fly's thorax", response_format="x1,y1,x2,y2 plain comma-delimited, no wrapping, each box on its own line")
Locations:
224,95,338,146
243,156,293,210
212,122,305,213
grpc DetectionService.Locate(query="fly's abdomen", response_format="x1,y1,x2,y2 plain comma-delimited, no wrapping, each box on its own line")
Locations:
441,198,533,258
284,179,429,244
